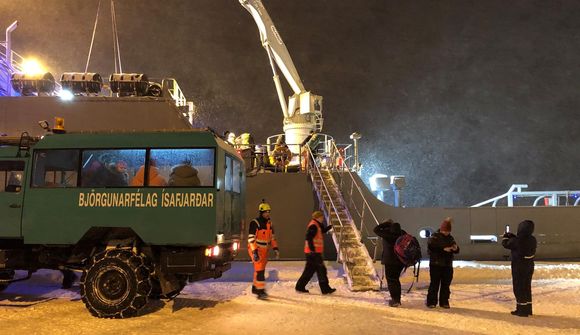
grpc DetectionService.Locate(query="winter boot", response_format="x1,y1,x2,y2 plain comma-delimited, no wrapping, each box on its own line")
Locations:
251,285,258,294
321,287,336,295
295,287,309,293
511,304,528,317
257,289,269,300
524,303,533,316
388,299,401,307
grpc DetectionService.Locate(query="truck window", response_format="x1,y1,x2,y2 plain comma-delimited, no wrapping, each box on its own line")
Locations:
0,161,25,192
233,159,241,194
150,148,215,187
225,155,232,191
81,149,145,187
32,150,79,188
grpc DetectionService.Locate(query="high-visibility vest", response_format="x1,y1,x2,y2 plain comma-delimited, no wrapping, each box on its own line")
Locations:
248,219,278,251
304,219,324,253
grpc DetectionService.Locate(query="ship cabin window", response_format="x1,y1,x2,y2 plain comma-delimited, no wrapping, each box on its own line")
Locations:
419,228,434,239
470,235,498,243
81,149,146,187
32,150,79,188
0,161,25,193
150,148,215,187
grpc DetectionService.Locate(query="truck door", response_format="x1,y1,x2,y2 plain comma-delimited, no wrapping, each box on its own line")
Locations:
224,156,233,235
0,160,26,237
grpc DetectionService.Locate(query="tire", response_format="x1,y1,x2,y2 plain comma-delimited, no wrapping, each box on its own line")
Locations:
0,270,15,292
80,249,152,318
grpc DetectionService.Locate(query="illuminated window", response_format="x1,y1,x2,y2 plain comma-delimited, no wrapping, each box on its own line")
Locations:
150,148,215,187
419,228,434,239
0,161,25,193
81,149,145,187
470,235,498,243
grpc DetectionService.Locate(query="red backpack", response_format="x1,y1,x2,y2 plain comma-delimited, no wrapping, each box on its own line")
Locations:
394,233,422,292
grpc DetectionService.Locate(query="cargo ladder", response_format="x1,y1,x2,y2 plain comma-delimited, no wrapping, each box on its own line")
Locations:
307,147,380,291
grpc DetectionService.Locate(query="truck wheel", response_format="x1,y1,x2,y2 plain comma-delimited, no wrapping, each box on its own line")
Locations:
80,249,152,318
0,270,15,292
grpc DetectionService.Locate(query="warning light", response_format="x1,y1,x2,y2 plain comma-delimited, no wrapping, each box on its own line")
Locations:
53,117,66,134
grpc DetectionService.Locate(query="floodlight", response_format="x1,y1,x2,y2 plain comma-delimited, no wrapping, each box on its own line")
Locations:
109,73,149,97
60,72,103,95
11,72,56,96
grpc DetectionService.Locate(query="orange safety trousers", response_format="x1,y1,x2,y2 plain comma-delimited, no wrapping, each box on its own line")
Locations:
248,247,269,290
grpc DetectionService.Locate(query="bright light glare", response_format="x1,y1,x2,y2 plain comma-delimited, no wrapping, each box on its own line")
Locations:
212,245,220,256
59,90,74,101
21,58,46,75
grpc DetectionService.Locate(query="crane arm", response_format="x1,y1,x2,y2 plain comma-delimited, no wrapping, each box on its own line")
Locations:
239,0,305,96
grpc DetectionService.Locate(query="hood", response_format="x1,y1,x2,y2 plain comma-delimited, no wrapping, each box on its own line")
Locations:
171,165,198,178
517,220,535,237
390,222,401,235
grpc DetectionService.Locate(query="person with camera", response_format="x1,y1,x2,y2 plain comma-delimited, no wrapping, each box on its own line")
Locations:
502,220,537,317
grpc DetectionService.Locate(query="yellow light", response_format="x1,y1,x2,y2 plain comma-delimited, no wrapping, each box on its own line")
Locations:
21,58,46,75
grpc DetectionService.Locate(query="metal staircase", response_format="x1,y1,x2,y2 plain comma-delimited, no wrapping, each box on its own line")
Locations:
307,148,380,291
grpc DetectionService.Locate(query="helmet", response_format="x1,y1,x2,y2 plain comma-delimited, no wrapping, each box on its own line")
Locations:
258,200,271,212
311,211,324,220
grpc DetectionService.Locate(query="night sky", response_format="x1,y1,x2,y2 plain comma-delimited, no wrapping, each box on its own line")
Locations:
2,1,580,207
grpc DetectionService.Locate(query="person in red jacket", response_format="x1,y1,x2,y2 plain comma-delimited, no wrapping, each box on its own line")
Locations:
247,200,279,299
295,211,336,294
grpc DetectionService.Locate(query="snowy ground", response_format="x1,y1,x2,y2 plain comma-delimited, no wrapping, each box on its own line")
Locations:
1,261,579,335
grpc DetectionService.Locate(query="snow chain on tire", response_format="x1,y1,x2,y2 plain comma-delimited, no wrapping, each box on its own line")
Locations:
80,249,153,318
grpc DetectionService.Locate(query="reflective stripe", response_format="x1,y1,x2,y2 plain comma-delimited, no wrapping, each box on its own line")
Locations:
524,255,535,259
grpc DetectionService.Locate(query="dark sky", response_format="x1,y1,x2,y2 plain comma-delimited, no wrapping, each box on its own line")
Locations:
2,0,580,207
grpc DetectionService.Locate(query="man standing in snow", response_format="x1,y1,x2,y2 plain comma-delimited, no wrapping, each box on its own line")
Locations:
426,217,459,309
295,211,336,295
502,219,537,317
373,219,406,307
247,200,279,299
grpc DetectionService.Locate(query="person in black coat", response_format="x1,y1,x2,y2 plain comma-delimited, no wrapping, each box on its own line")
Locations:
426,217,459,309
502,219,537,317
373,219,405,307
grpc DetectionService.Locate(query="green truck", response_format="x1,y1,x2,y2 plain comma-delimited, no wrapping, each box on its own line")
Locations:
0,130,244,318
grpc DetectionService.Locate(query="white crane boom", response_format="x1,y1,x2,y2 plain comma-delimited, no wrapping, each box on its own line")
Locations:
239,0,323,150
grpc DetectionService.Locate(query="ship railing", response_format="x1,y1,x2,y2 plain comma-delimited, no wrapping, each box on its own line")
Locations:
162,78,188,108
327,140,382,261
0,42,61,95
471,184,580,207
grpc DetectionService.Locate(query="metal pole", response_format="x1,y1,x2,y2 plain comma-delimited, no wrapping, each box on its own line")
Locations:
5,21,18,96
350,132,361,173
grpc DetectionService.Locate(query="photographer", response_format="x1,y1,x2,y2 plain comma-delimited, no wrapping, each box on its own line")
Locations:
502,220,537,317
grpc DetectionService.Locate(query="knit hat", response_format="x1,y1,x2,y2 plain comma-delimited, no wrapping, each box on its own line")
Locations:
440,217,453,232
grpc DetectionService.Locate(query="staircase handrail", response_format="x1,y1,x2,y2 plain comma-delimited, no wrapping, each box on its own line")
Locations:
330,141,380,226
305,145,348,260
328,140,382,260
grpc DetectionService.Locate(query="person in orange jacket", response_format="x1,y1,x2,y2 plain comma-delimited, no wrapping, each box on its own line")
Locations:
248,200,279,299
130,159,167,186
295,211,336,294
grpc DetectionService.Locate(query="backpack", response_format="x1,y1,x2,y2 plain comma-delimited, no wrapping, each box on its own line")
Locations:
394,233,422,292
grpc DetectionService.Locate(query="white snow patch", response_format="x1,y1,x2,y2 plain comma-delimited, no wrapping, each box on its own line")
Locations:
0,261,579,334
